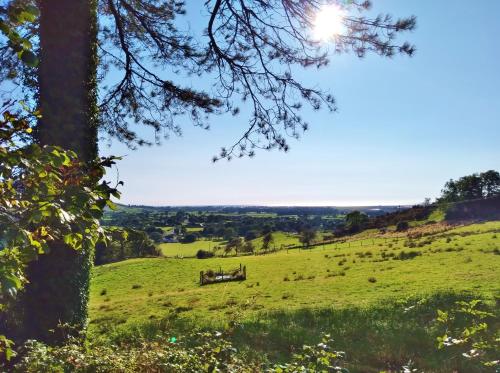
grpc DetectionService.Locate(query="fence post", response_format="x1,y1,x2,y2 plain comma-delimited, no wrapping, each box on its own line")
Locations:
200,271,203,285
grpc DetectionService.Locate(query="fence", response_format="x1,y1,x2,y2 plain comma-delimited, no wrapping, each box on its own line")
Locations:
200,263,247,285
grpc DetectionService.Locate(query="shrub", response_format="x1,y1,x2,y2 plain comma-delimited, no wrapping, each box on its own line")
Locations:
436,300,499,369
196,249,215,259
294,274,304,281
396,250,422,260
368,277,377,283
10,332,349,373
396,221,410,232
182,233,197,243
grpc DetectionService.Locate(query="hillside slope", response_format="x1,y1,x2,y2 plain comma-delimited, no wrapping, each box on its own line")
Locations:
89,220,500,336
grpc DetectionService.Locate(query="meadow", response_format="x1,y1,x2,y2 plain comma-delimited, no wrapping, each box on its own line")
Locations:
158,238,223,257
158,231,303,257
89,221,500,370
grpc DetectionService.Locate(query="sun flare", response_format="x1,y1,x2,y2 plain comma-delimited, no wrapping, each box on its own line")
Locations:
313,4,345,41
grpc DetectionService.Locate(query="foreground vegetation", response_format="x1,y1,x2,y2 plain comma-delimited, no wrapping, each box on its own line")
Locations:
13,292,493,372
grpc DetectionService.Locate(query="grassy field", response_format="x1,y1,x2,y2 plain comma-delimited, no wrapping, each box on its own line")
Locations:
250,231,302,250
91,220,499,328
157,238,223,257
89,220,499,371
158,231,303,257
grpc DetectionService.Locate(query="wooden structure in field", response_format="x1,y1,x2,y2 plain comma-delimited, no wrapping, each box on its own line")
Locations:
200,264,246,285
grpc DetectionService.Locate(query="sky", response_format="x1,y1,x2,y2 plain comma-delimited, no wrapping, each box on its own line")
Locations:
102,0,500,207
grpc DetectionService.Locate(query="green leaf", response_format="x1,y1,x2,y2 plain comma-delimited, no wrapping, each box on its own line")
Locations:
20,49,38,67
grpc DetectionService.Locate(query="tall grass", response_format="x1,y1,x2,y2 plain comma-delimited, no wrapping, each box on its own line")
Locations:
91,291,496,372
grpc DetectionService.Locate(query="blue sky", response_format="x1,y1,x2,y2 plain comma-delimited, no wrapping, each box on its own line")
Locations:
102,0,500,206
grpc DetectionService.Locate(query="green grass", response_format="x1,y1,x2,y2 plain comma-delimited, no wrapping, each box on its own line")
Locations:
89,220,500,371
158,239,222,257
90,221,500,338
250,231,301,250
185,227,203,233
158,231,304,257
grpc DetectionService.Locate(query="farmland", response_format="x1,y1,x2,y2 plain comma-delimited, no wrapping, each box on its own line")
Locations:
158,231,303,257
89,220,500,370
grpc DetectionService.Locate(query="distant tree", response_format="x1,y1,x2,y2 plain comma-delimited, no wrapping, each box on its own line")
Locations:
261,225,273,235
262,232,274,252
242,241,255,254
149,231,164,243
182,233,197,244
175,211,187,224
300,229,317,248
225,237,243,256
223,228,237,241
480,170,500,198
345,211,369,233
439,170,500,202
244,230,258,242
174,225,187,235
94,228,157,265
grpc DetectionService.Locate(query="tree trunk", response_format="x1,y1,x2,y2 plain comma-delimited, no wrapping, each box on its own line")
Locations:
13,0,99,344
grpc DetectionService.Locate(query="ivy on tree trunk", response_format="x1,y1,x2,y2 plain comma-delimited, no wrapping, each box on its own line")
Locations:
13,0,99,344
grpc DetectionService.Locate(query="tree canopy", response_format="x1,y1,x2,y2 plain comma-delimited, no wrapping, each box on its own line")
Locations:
1,0,416,158
439,170,500,203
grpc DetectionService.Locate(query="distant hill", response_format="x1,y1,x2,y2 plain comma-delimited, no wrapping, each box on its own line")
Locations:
108,203,407,217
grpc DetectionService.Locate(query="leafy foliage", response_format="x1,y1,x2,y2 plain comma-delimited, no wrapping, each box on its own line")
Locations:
0,0,39,79
439,170,500,203
274,334,348,372
436,299,499,369
299,229,317,248
1,0,416,157
94,227,159,265
10,331,349,372
344,211,368,233
0,103,119,359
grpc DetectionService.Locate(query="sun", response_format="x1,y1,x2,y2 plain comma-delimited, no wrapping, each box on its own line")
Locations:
313,4,346,41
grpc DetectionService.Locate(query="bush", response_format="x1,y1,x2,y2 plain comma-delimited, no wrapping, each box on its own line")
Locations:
196,249,215,259
396,250,422,260
182,233,197,243
436,300,499,369
11,332,246,372
10,332,348,373
396,221,410,232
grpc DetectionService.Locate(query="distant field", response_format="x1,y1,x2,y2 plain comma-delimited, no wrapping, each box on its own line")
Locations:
158,239,222,257
185,227,204,232
90,221,500,339
250,231,301,250
158,231,304,257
